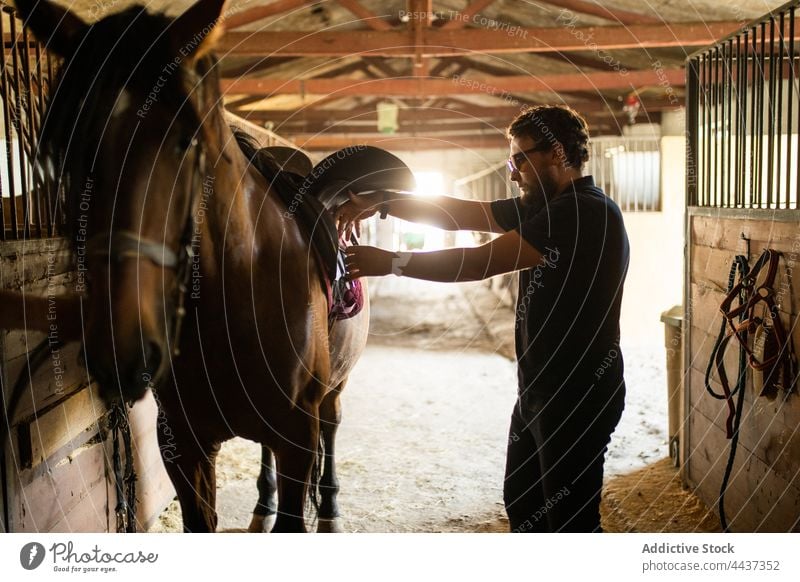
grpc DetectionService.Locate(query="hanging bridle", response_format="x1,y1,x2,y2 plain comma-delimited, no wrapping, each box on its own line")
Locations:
717,249,795,402
705,248,796,532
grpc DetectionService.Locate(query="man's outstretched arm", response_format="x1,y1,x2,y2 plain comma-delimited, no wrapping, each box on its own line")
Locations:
345,229,545,283
336,191,506,239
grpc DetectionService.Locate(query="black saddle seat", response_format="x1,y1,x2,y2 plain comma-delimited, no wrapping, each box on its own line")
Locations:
231,130,416,285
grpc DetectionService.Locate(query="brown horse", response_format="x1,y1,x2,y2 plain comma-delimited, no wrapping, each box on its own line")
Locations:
17,0,369,532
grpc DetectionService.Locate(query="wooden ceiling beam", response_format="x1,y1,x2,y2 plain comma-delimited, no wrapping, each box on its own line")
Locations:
451,56,521,77
428,58,455,77
271,110,659,135
220,68,685,96
280,120,511,133
223,0,318,30
291,134,511,150
409,0,433,77
221,57,299,79
315,60,373,79
217,21,749,56
363,57,399,77
539,0,662,26
235,99,681,124
226,95,270,109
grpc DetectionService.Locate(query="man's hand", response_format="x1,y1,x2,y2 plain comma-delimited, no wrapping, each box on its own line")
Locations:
335,191,382,240
344,245,395,279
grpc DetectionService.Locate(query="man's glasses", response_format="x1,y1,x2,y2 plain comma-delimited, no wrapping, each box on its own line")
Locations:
507,145,548,172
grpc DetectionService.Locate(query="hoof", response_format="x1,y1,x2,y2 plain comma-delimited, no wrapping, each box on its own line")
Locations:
317,518,343,533
247,513,277,533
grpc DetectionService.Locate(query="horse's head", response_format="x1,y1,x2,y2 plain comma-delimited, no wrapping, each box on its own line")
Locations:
17,0,227,404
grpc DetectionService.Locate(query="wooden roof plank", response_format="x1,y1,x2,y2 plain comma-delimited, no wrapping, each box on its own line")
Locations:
217,21,750,56
220,68,685,95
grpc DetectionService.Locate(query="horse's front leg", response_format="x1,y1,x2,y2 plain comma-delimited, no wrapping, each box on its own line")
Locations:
272,409,319,533
159,432,220,533
248,446,277,532
317,383,345,533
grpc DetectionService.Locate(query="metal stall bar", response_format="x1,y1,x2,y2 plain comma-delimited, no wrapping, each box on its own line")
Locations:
757,22,767,208
1,8,18,238
792,6,798,209
9,14,30,238
734,35,744,208
33,41,52,235
705,54,712,207
687,57,699,207
724,39,733,209
767,17,776,208
20,24,41,236
749,27,759,209
721,42,729,208
714,46,720,207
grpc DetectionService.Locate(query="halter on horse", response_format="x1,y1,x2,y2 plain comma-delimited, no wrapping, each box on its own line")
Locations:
17,0,370,532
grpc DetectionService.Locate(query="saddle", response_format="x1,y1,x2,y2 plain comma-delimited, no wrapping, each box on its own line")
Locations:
708,249,796,436
233,130,416,322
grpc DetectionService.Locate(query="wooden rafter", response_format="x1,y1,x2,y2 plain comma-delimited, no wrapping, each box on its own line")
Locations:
258,113,651,135
451,56,519,77
279,120,511,133
538,52,620,71
221,57,299,79
315,60,374,79
540,0,662,26
409,0,433,77
235,99,682,124
217,21,749,56
338,0,395,31
226,95,268,109
292,134,510,150
429,58,455,77
363,56,399,77
220,69,685,96
223,0,318,30
439,0,498,30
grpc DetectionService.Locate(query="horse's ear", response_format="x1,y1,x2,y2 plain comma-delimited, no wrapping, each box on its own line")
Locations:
172,0,226,61
13,0,88,57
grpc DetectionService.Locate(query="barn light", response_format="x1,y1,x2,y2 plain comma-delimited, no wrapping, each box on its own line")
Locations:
377,101,399,134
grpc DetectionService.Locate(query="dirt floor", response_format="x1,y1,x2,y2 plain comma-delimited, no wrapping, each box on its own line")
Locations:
150,278,721,533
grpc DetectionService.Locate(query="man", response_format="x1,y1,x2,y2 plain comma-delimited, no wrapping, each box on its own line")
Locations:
336,105,629,532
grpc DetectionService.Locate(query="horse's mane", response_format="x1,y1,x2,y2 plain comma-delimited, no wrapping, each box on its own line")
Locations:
231,129,286,179
230,129,306,198
37,6,215,241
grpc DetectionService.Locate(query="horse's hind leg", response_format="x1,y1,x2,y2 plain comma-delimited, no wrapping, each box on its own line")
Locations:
318,383,345,533
248,446,277,532
161,439,220,533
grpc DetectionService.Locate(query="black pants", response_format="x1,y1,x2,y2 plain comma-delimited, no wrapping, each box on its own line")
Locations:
503,379,625,532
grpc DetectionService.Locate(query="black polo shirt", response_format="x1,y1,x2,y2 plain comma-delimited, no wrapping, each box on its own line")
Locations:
491,176,629,396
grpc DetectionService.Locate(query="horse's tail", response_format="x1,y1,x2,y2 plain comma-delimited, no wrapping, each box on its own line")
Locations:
307,427,324,522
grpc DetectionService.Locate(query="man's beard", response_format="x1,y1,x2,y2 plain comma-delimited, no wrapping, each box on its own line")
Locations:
519,174,557,212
